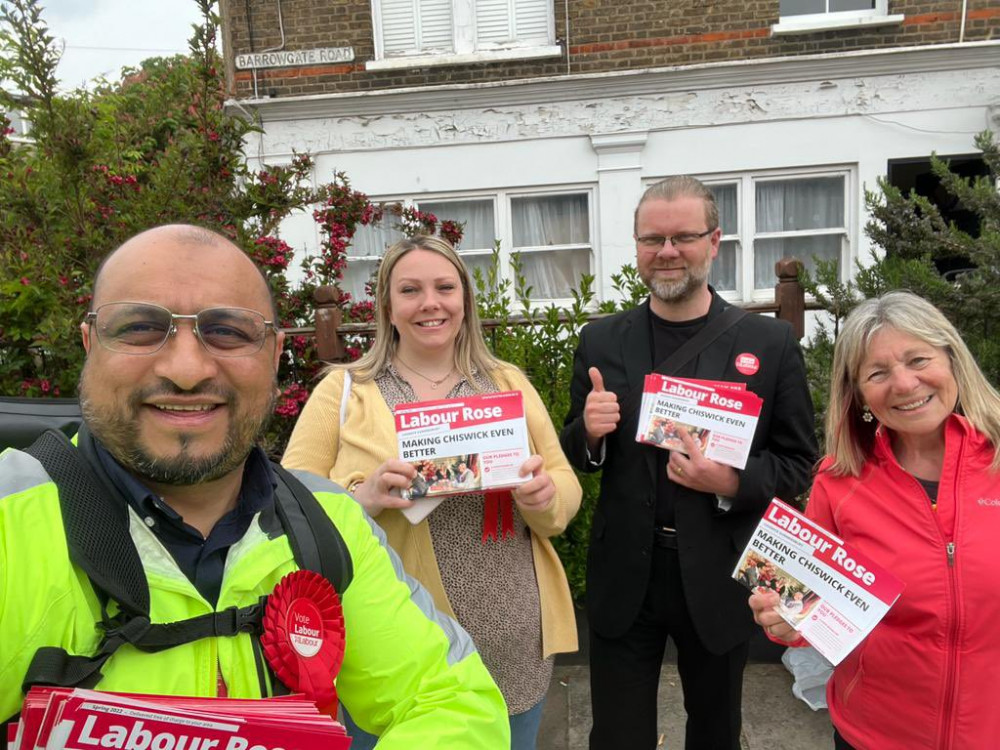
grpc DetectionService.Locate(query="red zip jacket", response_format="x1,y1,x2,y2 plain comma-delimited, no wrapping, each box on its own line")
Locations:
807,415,1000,749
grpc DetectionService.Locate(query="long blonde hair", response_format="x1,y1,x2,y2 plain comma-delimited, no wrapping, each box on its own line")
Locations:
825,290,1000,476
346,235,503,385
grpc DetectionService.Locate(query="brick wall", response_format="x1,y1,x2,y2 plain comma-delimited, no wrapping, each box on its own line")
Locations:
221,0,1000,100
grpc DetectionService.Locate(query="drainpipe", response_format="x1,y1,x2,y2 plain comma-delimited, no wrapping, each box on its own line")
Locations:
250,0,287,99
565,0,571,74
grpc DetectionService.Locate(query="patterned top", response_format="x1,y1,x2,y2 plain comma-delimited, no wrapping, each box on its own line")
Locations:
376,363,553,714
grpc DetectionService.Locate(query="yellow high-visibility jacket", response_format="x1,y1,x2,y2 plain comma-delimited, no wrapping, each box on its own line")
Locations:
0,440,509,748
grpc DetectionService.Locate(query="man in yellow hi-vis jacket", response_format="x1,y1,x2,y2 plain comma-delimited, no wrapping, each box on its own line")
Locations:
0,225,509,748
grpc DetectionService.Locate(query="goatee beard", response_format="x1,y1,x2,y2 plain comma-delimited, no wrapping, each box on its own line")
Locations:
642,263,711,304
79,374,276,486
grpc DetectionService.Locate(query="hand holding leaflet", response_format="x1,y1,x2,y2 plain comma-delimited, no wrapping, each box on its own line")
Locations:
394,391,531,524
636,375,762,470
734,499,905,665
667,428,740,497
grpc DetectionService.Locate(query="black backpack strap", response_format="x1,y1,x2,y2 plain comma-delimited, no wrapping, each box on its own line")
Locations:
271,465,353,595
22,600,268,691
24,429,149,617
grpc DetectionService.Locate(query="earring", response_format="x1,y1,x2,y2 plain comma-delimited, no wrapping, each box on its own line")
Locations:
862,406,874,423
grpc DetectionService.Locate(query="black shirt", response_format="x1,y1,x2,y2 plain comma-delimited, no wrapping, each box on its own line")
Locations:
94,442,276,606
650,307,708,527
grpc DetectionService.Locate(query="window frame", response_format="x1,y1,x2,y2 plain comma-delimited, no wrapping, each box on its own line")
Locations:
368,0,561,71
771,0,904,35
649,166,855,304
343,186,596,307
505,186,596,304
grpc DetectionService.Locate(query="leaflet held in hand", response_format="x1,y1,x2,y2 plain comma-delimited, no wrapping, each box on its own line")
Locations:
732,498,905,666
394,390,530,524
635,374,762,469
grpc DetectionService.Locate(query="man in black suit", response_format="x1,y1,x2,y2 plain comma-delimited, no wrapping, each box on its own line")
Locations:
560,176,817,749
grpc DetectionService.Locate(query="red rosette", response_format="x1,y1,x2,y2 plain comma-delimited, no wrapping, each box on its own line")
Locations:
260,570,346,715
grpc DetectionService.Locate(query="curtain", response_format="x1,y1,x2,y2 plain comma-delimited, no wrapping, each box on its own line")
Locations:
519,248,591,299
342,260,379,302
351,219,405,258
343,219,405,300
710,184,739,291
418,199,496,250
512,194,589,246
754,177,844,288
710,240,738,292
511,194,590,298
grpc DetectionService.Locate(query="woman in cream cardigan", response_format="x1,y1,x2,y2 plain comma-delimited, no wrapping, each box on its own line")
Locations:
283,235,582,749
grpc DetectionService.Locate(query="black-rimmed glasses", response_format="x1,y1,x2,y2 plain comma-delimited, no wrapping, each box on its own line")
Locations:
86,302,279,357
636,229,715,250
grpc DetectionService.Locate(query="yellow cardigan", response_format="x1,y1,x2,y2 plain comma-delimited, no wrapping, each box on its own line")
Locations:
282,364,581,658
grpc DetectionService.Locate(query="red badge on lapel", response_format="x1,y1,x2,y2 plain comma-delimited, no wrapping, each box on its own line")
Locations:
734,353,760,376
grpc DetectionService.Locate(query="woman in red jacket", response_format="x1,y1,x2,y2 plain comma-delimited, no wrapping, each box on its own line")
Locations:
750,291,1000,750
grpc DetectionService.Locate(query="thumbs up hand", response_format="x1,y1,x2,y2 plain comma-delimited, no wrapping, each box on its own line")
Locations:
584,367,620,450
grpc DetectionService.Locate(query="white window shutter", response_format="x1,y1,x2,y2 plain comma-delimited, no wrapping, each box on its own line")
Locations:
379,0,454,55
475,0,513,44
476,0,550,46
513,0,551,41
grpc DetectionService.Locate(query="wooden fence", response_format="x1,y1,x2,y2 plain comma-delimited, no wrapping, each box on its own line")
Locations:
284,257,811,362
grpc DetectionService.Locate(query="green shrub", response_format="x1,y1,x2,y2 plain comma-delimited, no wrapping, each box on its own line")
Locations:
801,130,1000,454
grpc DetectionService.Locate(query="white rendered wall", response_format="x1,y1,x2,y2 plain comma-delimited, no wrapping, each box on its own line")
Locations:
239,44,1000,304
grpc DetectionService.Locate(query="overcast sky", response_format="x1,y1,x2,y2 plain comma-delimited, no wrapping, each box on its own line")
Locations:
41,0,205,89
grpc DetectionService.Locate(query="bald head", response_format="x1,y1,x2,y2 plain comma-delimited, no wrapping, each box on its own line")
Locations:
78,224,286,494
92,225,277,319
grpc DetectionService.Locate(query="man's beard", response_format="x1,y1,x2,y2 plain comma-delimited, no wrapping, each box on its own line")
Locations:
80,371,276,486
640,254,712,304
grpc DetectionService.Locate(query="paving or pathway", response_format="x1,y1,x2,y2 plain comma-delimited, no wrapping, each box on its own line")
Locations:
537,662,835,750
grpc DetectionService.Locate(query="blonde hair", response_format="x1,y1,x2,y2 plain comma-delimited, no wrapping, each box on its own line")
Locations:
826,290,1000,476
345,235,502,385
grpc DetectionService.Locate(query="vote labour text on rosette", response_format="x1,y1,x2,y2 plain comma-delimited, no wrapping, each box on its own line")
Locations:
732,499,905,666
394,390,530,502
635,374,762,470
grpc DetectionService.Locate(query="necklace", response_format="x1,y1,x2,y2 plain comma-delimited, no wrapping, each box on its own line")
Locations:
395,355,456,389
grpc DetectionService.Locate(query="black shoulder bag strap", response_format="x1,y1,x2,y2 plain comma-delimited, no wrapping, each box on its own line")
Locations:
19,431,351,693
619,304,748,422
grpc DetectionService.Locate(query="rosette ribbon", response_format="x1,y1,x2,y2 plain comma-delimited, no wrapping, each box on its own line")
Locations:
260,570,346,715
482,489,515,543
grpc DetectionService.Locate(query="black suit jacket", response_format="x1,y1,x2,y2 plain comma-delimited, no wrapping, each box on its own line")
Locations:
560,293,817,653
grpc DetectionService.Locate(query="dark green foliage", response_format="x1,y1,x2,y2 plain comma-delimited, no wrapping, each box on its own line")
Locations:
802,131,1000,453
0,0,318,401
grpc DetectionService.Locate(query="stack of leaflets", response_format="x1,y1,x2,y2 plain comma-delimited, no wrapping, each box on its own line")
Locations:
394,390,530,524
635,375,763,469
9,688,351,750
732,499,905,665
